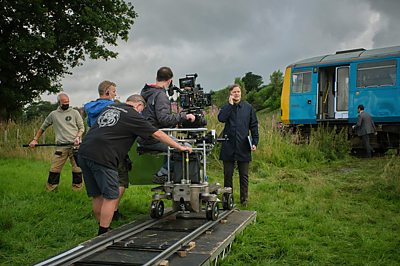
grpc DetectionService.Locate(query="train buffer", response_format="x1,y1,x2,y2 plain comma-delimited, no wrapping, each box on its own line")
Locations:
35,209,256,266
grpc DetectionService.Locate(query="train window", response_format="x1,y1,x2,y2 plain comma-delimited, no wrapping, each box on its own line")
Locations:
357,60,397,88
292,71,312,93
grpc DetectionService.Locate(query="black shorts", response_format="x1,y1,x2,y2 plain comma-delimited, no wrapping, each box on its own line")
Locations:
78,155,119,199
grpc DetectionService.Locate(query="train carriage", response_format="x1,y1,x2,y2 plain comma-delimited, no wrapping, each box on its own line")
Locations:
281,45,400,152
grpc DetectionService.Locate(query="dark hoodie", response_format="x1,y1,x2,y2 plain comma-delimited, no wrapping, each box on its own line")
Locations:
140,84,187,129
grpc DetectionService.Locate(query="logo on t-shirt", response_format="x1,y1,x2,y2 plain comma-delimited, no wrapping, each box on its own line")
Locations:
98,109,120,128
65,116,72,122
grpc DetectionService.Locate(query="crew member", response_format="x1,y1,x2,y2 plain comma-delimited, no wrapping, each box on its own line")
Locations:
78,94,192,235
29,93,84,191
84,80,128,221
139,66,196,183
352,104,376,157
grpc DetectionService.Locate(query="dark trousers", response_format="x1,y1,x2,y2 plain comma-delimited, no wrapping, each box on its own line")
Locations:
362,134,373,157
223,161,249,203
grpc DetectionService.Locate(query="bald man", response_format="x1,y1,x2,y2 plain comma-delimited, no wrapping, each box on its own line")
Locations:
29,93,85,191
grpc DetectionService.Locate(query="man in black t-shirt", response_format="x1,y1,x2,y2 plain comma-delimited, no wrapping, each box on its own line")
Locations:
78,94,192,235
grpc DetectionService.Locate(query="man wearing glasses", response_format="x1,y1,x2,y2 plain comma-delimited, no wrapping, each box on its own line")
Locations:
78,94,192,235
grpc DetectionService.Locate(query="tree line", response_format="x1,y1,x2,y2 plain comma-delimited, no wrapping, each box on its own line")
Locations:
0,0,137,121
1,1,282,121
211,71,283,111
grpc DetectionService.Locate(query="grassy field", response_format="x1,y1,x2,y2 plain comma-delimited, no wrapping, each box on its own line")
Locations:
1,156,399,265
1,113,399,265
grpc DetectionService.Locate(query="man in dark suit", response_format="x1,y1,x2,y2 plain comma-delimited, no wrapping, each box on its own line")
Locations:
218,84,259,206
353,104,376,157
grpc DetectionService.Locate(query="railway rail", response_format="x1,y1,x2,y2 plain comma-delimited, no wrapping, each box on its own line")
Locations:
35,209,256,266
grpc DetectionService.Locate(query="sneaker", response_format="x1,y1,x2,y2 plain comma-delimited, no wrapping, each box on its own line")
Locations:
72,183,83,191
46,183,58,192
152,174,168,184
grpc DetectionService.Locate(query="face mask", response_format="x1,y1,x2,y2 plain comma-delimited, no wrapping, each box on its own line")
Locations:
60,104,69,110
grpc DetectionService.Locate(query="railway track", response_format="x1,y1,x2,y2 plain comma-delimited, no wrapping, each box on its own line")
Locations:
35,209,256,266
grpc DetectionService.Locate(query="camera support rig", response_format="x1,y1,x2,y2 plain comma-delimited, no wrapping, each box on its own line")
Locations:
149,128,233,221
168,73,212,128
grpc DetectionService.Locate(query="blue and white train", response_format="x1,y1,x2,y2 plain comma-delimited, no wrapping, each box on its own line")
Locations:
281,46,400,152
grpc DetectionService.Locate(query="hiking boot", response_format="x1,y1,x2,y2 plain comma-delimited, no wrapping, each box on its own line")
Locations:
46,183,58,192
72,183,83,191
152,174,168,184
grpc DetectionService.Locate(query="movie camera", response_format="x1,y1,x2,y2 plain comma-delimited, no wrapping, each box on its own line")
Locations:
168,73,212,128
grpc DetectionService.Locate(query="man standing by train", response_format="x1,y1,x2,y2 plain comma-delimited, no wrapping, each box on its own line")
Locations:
353,104,376,158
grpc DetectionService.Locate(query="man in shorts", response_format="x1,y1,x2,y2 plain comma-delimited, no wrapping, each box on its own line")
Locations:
84,80,128,220
78,95,192,235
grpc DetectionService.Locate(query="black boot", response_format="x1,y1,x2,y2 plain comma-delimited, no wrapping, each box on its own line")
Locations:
46,172,60,191
72,172,83,191
98,226,109,236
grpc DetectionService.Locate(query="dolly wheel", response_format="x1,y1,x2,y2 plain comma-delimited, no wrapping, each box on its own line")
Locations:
222,193,234,210
150,200,164,218
206,201,219,221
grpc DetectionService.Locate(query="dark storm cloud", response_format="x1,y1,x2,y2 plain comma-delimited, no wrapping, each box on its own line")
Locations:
367,0,400,47
51,0,400,107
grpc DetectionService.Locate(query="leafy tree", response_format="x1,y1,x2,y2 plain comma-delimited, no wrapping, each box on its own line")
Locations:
263,70,283,111
23,100,58,121
0,0,137,121
241,72,263,92
253,70,283,111
211,77,246,108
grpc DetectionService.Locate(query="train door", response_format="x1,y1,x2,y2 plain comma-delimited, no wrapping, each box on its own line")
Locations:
317,67,335,119
289,69,316,124
334,66,349,118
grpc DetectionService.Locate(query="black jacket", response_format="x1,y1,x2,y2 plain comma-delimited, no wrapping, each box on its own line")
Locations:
139,84,187,144
218,101,259,162
141,84,187,129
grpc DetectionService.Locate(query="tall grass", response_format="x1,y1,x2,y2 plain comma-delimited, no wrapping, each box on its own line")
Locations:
206,109,351,173
0,119,55,160
1,110,399,265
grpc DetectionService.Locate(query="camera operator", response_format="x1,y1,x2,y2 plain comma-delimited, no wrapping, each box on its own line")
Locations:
139,66,196,183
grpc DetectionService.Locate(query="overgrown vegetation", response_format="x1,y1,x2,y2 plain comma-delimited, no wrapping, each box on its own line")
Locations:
0,112,399,265
211,71,283,112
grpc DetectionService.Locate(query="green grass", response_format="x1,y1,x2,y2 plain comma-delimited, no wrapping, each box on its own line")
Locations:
1,114,399,265
1,156,399,265
0,157,156,265
218,158,400,265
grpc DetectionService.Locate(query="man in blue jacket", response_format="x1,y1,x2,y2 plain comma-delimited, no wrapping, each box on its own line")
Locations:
84,80,128,221
218,84,259,206
84,80,117,127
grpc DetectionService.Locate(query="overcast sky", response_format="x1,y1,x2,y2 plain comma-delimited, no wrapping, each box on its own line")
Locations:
42,0,400,107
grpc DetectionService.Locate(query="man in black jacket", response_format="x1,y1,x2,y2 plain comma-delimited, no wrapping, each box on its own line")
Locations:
139,67,196,183
352,104,376,157
218,84,259,206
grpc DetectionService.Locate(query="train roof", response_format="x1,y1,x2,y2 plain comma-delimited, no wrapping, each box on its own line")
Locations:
291,45,400,68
